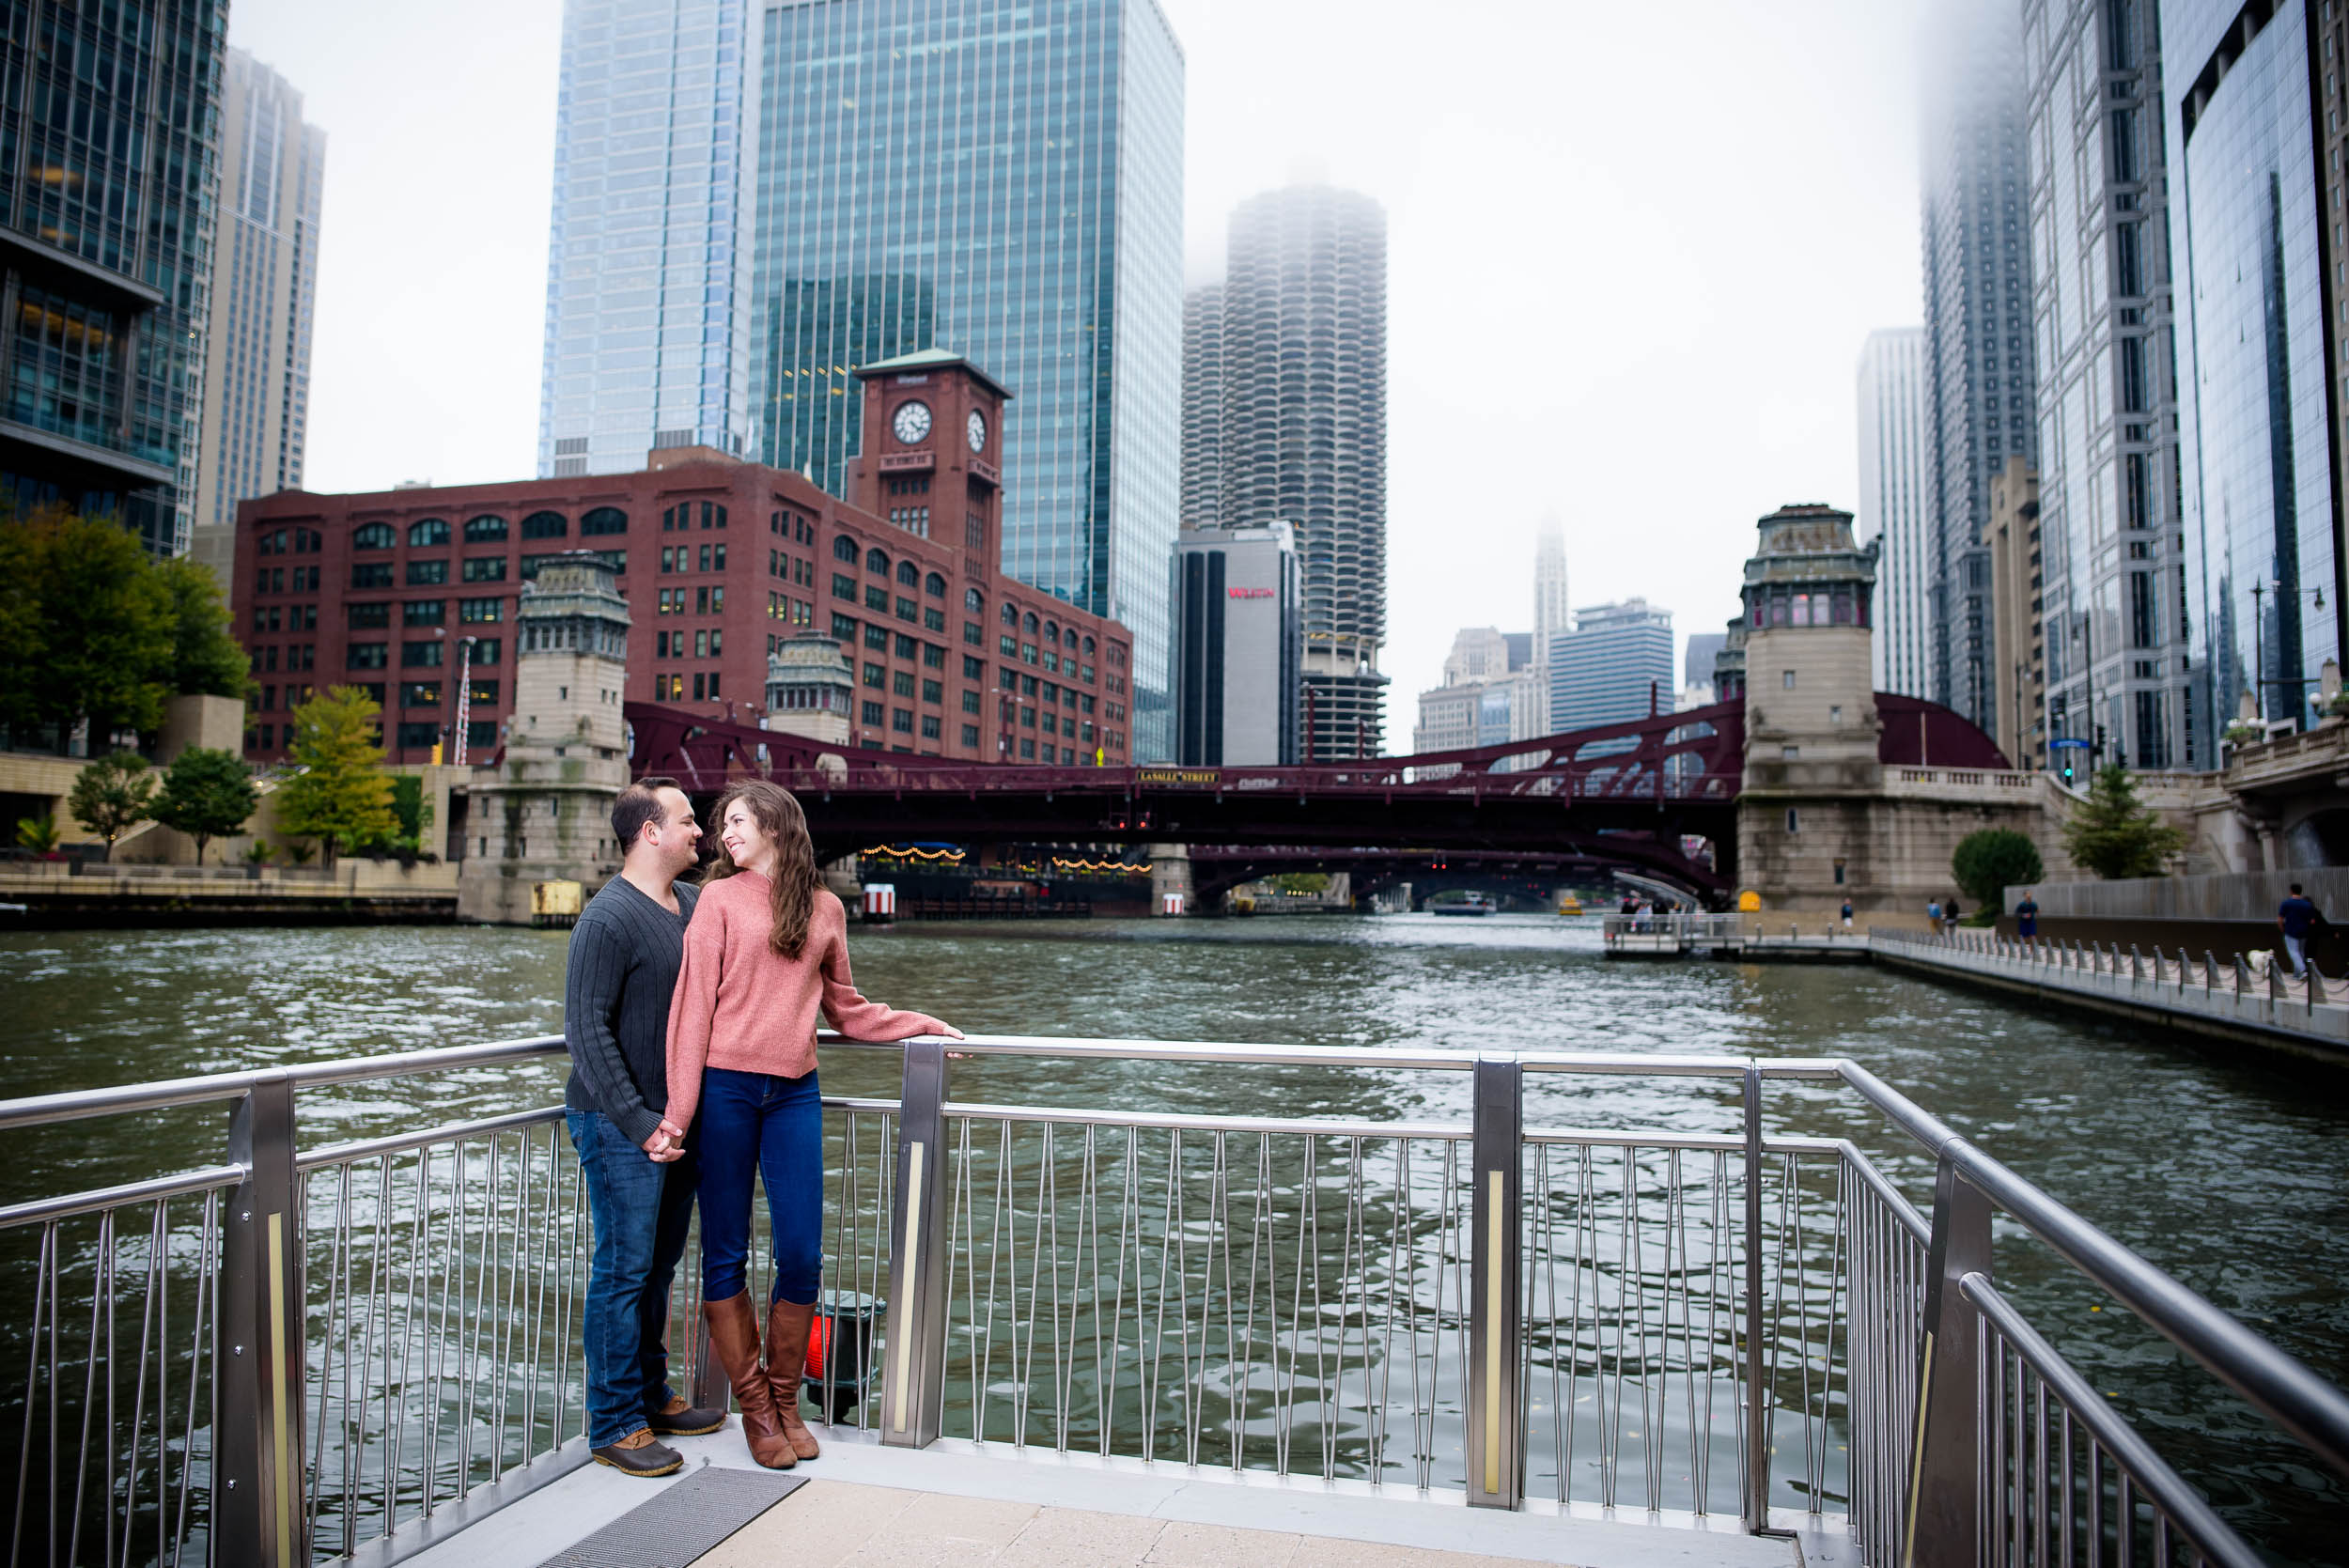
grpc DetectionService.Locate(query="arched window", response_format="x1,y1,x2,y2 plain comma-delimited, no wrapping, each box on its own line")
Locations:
1043,620,1060,644
896,560,919,587
521,511,568,539
353,522,396,551
580,507,628,536
463,514,507,542
1082,635,1096,656
833,536,858,562
865,548,889,576
1022,612,1038,635
965,588,984,613
1001,602,1019,627
926,572,948,598
409,518,451,548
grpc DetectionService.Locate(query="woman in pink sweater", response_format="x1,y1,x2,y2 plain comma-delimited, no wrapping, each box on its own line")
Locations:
658,780,958,1468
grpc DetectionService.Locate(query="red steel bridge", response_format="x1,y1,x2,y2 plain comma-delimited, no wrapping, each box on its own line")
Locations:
624,692,2003,904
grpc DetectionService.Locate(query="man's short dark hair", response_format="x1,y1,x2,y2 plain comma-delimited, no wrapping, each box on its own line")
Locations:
613,778,681,853
2291,883,2304,895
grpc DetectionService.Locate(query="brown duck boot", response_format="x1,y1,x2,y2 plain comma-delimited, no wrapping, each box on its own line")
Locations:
704,1290,794,1468
763,1296,823,1461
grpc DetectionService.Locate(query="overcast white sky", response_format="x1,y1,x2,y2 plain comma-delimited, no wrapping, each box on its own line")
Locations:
226,0,1927,744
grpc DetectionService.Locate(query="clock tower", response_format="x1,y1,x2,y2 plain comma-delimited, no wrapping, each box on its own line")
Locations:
849,349,1012,567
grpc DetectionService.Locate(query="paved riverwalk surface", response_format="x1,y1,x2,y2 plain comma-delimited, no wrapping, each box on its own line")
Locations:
399,1428,1847,1568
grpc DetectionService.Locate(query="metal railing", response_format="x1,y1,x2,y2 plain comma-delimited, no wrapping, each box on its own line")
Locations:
1873,927,2348,1046
2,1034,2346,1567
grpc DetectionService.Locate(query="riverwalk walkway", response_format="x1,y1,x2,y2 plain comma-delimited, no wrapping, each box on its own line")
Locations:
401,1426,1840,1568
1868,928,2349,1060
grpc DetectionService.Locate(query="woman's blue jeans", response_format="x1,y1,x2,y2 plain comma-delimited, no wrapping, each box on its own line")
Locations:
696,1066,823,1304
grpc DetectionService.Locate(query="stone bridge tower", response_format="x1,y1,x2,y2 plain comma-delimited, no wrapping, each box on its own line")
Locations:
1734,505,1887,911
457,553,633,924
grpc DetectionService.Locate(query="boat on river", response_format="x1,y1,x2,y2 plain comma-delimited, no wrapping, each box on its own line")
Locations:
1433,892,1498,916
1557,894,1583,916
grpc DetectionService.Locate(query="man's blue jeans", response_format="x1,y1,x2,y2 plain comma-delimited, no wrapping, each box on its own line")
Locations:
567,1110,698,1449
695,1066,823,1304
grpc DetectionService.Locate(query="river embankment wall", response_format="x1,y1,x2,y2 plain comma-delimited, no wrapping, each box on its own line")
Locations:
1995,869,2349,971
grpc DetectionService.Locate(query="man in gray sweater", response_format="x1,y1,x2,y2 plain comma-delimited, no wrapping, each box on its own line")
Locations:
565,777,725,1475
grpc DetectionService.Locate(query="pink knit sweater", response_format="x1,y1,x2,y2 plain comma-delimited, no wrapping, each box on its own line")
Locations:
663,874,949,1128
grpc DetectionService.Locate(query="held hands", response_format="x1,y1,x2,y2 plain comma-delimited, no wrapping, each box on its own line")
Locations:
643,1118,688,1163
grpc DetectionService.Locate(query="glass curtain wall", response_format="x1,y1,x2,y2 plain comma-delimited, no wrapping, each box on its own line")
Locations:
2169,0,2341,733
754,0,1185,760
537,0,761,479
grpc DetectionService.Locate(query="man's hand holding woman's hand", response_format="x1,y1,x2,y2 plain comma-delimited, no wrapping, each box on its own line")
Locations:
643,1118,688,1162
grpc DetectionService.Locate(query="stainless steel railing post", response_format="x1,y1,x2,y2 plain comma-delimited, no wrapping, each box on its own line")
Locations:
215,1071,308,1568
881,1038,952,1449
1901,1150,1993,1568
1740,1064,1769,1533
1466,1054,1522,1510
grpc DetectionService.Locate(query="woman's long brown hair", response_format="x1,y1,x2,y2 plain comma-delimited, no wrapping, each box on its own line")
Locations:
704,780,824,958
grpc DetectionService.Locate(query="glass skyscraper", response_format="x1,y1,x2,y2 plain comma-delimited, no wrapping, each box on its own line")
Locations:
1548,599,1674,743
1856,327,1930,700
536,0,760,479
2023,0,2193,768
754,0,1185,760
2164,0,2342,734
1920,0,2040,736
0,0,226,556
195,51,323,537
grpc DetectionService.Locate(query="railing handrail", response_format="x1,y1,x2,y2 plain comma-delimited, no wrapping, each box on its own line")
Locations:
1962,1273,2264,1568
8,1019,2346,1497
0,1035,1860,1135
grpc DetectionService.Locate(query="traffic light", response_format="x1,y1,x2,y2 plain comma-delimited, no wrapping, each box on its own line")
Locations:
2061,760,2075,783
2094,724,2107,755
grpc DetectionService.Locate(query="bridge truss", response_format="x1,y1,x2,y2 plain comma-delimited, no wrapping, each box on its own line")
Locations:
626,698,1744,898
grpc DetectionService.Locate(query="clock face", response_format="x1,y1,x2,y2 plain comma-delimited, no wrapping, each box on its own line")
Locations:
892,400,932,444
966,410,988,453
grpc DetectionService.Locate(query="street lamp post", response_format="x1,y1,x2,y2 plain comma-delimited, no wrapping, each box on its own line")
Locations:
2250,580,2326,726
453,635,479,765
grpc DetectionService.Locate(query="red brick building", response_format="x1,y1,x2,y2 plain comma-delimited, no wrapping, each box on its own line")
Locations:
233,350,1135,767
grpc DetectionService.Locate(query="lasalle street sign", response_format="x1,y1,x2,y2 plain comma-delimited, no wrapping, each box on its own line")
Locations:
1135,768,1223,787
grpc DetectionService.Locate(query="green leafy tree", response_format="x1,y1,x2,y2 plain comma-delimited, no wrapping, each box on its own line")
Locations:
2061,764,2188,880
154,556,251,699
0,511,250,747
244,840,277,867
67,751,156,862
25,514,174,740
1952,829,2045,908
274,688,396,862
151,746,258,864
14,815,61,855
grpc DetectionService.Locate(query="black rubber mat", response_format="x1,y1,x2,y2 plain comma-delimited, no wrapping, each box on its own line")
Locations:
537,1465,807,1567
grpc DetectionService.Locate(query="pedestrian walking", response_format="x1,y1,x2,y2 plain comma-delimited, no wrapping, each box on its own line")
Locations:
1927,897,1942,932
2278,882,2323,978
563,778,727,1478
1840,898,1853,931
2015,890,2039,943
660,781,960,1469
1945,895,1963,933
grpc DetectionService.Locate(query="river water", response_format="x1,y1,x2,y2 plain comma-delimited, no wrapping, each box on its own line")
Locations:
2,913,2343,1562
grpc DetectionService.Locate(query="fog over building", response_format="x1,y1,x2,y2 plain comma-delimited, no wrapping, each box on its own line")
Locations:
1194,183,1390,758
1920,0,2039,734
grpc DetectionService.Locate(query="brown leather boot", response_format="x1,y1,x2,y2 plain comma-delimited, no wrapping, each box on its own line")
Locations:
704,1291,793,1468
763,1297,822,1460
